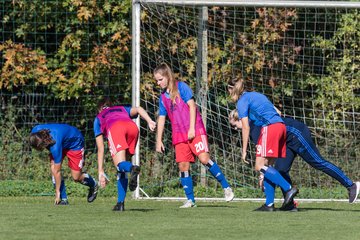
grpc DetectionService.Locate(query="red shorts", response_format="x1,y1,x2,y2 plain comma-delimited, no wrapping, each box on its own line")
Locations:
256,122,286,158
50,148,85,171
107,121,139,157
175,135,209,163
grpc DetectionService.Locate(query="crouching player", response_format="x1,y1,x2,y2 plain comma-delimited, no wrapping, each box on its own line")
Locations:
29,123,98,205
94,97,156,211
229,109,360,210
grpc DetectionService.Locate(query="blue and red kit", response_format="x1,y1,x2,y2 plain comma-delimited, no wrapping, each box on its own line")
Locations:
31,123,85,171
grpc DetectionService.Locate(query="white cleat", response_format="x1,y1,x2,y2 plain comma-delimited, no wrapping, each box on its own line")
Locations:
224,187,234,202
179,200,197,208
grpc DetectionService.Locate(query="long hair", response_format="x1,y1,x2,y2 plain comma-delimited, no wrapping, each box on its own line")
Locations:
29,129,55,151
153,63,179,104
228,77,253,102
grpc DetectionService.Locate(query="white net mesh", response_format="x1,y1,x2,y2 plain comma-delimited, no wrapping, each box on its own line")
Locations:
137,1,360,198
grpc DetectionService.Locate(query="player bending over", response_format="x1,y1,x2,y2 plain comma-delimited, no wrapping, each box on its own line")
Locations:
30,123,98,205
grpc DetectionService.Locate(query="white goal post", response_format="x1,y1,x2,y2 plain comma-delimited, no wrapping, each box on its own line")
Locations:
131,0,360,200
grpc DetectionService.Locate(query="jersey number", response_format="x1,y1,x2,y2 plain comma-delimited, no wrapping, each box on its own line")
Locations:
195,142,204,153
256,145,262,155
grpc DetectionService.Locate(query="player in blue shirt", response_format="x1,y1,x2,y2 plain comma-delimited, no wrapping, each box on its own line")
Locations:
228,77,298,211
30,124,98,205
229,110,360,209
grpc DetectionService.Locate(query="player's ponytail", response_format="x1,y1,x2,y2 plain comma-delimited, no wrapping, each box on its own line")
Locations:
227,76,253,102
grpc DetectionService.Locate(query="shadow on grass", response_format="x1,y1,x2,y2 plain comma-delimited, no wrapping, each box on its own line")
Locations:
196,204,237,208
297,207,360,212
125,208,156,212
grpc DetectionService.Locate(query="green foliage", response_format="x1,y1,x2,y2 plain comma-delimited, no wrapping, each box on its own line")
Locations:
301,11,360,155
304,11,360,122
140,7,301,105
0,0,132,101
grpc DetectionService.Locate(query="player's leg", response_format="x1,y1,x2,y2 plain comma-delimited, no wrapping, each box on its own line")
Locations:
178,162,196,208
109,121,140,192
176,143,196,208
255,179,276,211
274,149,298,211
113,172,128,211
256,123,298,207
67,149,98,203
112,149,130,211
293,128,358,202
274,148,296,185
191,135,234,202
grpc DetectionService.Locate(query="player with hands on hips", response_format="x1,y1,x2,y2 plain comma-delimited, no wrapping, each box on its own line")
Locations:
227,77,298,211
94,97,155,211
154,63,234,208
29,124,98,205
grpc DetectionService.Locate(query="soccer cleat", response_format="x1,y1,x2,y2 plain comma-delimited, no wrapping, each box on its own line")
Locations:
179,200,197,208
348,181,360,203
113,202,125,211
224,187,234,202
282,186,299,208
87,183,99,203
129,165,141,191
279,201,298,212
254,204,275,212
56,199,69,205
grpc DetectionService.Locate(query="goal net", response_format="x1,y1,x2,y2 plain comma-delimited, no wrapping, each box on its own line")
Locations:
135,0,360,199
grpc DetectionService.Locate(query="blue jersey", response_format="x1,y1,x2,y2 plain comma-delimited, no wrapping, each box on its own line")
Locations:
159,81,193,116
93,105,134,137
31,124,84,164
236,91,283,127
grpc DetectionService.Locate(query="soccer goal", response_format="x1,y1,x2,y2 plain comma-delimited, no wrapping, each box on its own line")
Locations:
132,0,360,200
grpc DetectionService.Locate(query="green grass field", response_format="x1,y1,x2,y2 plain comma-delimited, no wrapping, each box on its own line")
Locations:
0,197,359,240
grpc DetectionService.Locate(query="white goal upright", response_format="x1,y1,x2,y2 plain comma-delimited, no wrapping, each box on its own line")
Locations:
132,1,360,200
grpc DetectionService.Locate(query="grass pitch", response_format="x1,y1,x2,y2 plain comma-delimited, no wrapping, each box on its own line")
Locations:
0,197,359,240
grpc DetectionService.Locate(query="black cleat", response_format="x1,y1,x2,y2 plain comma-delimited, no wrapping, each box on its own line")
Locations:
348,182,360,203
129,165,141,191
87,184,99,203
283,187,299,208
56,199,69,205
254,204,275,212
279,201,298,212
113,202,125,211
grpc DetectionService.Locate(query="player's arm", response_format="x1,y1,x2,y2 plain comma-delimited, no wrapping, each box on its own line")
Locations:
50,161,62,204
186,99,196,140
241,116,250,164
95,135,108,188
93,117,108,187
156,115,166,153
130,106,156,131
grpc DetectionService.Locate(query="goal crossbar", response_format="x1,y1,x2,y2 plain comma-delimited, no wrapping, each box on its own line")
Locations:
136,0,360,8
